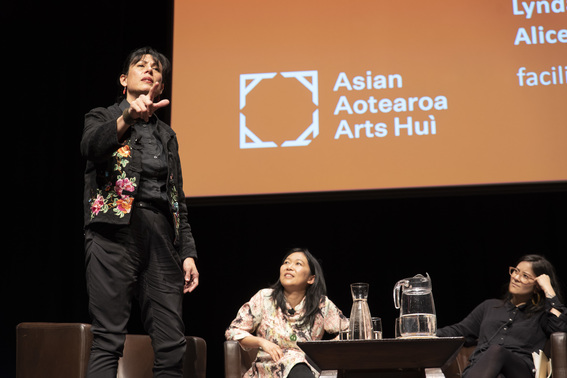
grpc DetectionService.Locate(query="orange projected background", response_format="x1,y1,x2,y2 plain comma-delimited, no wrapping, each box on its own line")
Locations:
172,0,567,198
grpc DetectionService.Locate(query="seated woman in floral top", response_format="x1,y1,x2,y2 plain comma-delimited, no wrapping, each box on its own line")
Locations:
225,248,348,378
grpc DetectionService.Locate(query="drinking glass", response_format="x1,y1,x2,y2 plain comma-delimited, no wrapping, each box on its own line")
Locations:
371,317,382,339
339,317,350,340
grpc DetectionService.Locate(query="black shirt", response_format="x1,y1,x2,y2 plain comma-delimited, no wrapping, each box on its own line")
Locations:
119,100,169,207
437,296,567,370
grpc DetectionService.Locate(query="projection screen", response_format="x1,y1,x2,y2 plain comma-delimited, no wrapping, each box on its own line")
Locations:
171,0,567,199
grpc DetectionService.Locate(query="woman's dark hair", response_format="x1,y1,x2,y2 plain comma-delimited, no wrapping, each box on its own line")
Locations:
121,46,172,85
506,254,563,314
270,248,327,329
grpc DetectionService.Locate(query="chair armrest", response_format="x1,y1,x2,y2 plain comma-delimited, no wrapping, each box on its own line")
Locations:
117,335,207,378
224,341,242,378
224,340,258,378
442,345,475,378
551,332,567,378
184,336,207,378
16,322,93,378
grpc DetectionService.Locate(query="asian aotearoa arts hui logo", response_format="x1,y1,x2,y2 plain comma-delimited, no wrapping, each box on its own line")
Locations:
239,70,319,149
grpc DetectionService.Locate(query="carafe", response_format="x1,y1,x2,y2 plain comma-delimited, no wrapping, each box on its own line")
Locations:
393,273,437,338
350,282,373,340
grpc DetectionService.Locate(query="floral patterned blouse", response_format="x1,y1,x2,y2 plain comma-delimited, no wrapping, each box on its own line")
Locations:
225,289,347,378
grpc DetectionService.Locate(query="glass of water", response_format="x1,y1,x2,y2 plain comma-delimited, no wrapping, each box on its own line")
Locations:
371,317,382,339
339,317,350,340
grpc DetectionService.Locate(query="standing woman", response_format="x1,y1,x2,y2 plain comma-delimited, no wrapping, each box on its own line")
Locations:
226,248,348,378
437,254,567,378
81,46,199,377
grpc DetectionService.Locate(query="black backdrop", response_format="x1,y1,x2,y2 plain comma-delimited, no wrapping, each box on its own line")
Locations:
4,1,566,378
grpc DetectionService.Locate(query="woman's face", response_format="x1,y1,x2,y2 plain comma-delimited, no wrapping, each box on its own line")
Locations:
509,261,537,299
120,54,164,100
279,252,315,292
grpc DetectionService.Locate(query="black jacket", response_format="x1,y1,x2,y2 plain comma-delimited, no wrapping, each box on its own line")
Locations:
81,101,197,261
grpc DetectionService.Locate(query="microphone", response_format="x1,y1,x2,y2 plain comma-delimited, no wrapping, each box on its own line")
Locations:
486,314,516,345
485,320,511,345
288,308,295,315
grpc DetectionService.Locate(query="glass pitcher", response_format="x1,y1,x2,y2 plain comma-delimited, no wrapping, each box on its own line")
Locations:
350,282,373,340
393,273,437,338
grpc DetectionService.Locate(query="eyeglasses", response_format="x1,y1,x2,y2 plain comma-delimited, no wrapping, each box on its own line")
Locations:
509,267,535,285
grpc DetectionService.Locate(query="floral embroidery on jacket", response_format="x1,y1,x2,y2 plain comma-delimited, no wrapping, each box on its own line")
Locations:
89,145,137,219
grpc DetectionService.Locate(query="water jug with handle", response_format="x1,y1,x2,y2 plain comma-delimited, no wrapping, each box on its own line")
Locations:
393,273,437,338
349,282,373,340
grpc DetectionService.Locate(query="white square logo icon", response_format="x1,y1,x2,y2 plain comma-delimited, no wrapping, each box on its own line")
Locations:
239,70,319,149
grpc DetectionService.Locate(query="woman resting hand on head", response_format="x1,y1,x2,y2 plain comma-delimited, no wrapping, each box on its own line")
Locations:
436,254,567,378
225,248,348,378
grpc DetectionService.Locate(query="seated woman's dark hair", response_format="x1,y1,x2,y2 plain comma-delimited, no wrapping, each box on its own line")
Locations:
506,254,563,314
270,248,327,329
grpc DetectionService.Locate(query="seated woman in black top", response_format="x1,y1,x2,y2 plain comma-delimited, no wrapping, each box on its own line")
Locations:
437,254,567,378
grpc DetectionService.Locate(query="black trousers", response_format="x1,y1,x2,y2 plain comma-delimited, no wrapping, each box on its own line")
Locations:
463,344,534,378
85,206,186,378
288,363,315,378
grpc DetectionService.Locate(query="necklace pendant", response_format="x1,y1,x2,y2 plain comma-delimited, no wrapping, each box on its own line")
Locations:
290,334,297,342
